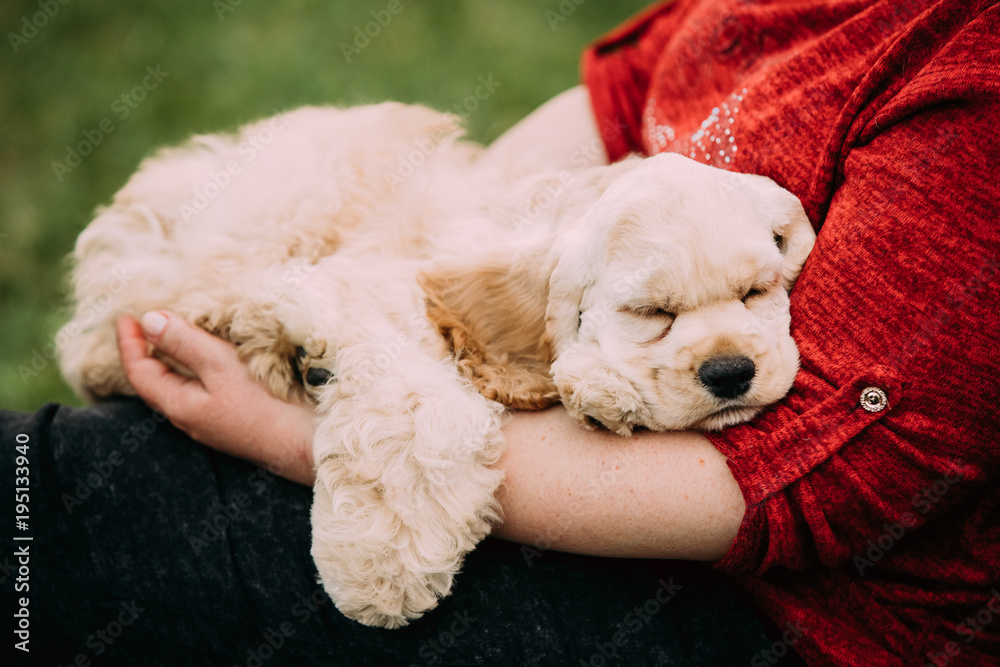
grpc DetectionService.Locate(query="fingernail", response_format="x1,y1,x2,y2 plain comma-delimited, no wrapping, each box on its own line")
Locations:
140,311,168,337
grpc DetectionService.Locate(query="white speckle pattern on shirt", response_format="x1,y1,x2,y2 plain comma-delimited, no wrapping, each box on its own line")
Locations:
644,97,676,150
642,88,748,167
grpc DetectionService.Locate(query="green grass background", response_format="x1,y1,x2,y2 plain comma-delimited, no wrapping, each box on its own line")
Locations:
0,0,651,412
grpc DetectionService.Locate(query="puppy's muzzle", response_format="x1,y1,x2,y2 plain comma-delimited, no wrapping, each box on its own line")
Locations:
698,356,755,399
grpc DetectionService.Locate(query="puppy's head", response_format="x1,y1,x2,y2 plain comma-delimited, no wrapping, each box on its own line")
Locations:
547,153,815,435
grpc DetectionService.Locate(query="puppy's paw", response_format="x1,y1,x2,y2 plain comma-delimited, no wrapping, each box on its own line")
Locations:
311,521,448,627
310,459,500,628
555,364,651,437
291,336,338,401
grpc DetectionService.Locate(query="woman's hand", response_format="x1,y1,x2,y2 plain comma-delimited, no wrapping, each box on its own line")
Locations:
116,311,317,485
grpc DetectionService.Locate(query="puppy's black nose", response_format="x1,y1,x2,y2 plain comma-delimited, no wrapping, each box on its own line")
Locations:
698,356,755,399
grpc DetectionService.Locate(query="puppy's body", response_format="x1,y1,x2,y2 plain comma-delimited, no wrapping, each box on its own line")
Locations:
59,103,814,628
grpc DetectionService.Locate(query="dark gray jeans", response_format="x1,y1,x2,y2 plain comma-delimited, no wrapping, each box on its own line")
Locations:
1,400,805,666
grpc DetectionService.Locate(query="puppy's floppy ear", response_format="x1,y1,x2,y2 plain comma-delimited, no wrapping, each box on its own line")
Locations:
544,230,594,352
745,174,817,290
544,226,651,437
773,200,816,291
544,156,644,349
420,249,559,410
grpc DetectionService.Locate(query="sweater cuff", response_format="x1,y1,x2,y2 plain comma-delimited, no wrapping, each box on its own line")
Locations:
711,487,769,573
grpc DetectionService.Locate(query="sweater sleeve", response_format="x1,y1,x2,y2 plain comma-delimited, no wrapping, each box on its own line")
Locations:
581,1,684,162
708,99,1000,576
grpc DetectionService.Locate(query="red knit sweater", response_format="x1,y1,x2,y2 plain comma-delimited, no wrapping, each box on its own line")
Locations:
583,1,1000,665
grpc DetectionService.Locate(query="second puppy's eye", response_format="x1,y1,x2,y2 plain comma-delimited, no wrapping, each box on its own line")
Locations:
741,287,767,304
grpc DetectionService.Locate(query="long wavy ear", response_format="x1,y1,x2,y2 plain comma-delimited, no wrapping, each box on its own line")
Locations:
544,230,594,354
420,247,559,410
743,174,816,289
543,156,645,350
774,202,816,290
543,228,652,437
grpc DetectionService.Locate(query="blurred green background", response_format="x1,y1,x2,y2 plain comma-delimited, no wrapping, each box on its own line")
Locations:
0,0,651,412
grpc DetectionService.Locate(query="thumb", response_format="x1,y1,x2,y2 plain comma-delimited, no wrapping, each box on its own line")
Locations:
139,310,238,377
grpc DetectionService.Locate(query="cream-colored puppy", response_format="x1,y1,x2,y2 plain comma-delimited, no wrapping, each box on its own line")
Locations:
58,104,814,629
423,153,815,438
544,155,814,434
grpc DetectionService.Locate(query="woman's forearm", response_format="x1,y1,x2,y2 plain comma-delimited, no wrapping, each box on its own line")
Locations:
120,314,746,560
493,407,746,561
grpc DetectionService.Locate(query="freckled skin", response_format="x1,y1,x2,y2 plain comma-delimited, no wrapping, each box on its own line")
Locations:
494,407,746,561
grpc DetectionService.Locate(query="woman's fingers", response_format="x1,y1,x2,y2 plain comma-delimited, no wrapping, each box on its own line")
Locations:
137,311,239,381
115,311,317,485
116,313,205,416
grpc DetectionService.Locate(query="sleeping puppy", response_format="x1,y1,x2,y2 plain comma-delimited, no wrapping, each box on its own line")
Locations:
423,153,815,437
58,104,814,629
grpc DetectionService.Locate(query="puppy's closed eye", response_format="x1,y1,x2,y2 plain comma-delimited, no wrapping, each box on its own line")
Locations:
621,305,675,320
741,287,767,304
618,305,675,344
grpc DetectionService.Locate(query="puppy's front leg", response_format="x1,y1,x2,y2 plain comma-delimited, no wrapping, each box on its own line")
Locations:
309,349,505,628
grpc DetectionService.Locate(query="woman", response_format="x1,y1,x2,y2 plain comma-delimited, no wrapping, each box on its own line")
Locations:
4,0,998,664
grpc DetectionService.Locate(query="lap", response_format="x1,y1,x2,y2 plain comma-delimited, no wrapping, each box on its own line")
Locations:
1,401,799,666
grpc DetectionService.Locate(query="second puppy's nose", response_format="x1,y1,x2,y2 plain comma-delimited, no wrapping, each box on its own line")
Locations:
698,356,755,399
